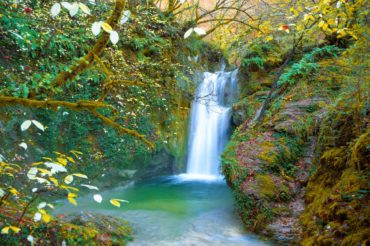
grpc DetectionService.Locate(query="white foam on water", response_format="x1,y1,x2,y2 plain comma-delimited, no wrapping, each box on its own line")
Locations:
174,173,224,182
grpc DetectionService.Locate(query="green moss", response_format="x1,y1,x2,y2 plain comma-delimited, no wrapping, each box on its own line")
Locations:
300,107,369,245
68,214,133,245
291,114,316,140
320,147,347,168
256,174,276,198
222,127,252,185
349,131,370,170
260,133,303,177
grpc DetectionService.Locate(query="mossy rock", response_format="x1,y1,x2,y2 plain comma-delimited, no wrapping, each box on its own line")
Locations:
67,213,133,245
300,107,369,245
222,126,302,235
256,174,277,198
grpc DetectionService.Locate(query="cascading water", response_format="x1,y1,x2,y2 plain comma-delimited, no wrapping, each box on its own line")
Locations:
185,68,238,179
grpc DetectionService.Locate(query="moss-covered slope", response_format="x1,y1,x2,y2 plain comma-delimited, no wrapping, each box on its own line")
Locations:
222,42,369,245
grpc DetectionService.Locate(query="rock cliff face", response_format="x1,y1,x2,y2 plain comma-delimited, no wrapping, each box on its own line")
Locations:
222,49,369,244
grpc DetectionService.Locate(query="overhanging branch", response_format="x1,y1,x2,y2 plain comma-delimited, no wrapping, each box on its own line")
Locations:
0,0,154,149
52,0,126,88
0,97,113,111
0,96,154,149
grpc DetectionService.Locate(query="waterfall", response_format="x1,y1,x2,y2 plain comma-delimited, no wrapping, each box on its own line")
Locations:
185,69,238,179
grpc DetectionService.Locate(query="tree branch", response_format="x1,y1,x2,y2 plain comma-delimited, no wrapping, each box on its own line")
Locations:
0,96,154,149
91,109,154,149
198,18,260,31
1,0,155,149
0,96,114,111
52,0,126,88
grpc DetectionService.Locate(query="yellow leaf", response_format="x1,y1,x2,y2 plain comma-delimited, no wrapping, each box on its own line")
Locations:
40,212,51,223
1,227,10,234
265,36,273,41
70,150,83,158
72,173,88,179
322,23,331,32
110,199,121,207
68,192,77,198
37,168,51,175
68,193,78,206
110,198,129,207
303,14,314,22
49,177,59,186
31,162,43,166
60,185,79,191
64,175,74,184
71,150,83,155
43,213,51,223
296,24,304,31
67,157,75,163
57,158,67,166
78,3,90,15
9,188,18,195
318,20,325,27
347,31,358,40
38,209,51,223
101,22,113,33
9,226,20,233
68,197,78,206
337,29,346,38
0,226,20,234
327,19,335,25
289,7,299,16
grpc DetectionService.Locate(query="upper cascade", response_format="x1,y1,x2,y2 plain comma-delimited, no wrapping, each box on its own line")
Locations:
185,69,238,179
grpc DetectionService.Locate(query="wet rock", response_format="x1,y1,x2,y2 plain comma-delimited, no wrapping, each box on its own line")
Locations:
119,169,137,179
134,149,175,180
232,91,269,126
273,97,325,135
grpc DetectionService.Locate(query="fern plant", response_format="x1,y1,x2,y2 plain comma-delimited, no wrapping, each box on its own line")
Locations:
278,46,342,86
241,41,283,71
